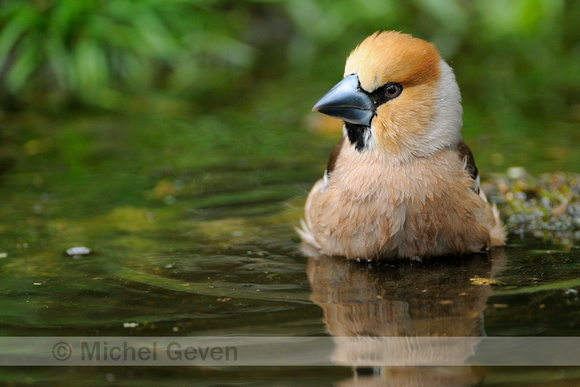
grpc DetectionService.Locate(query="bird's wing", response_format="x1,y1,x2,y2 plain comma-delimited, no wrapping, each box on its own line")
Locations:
326,137,345,176
321,138,345,190
457,140,480,194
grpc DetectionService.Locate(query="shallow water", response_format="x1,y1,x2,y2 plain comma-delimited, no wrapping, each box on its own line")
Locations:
0,111,579,385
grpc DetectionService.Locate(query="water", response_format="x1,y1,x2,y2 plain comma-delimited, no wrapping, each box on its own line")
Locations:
0,110,579,385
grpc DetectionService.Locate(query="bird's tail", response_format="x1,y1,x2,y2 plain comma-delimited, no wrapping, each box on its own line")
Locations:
295,219,321,249
479,188,507,246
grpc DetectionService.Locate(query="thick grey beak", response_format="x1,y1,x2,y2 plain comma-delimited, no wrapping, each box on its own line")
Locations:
312,74,374,126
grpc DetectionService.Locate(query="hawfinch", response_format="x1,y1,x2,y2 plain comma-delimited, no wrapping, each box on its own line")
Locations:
299,31,506,260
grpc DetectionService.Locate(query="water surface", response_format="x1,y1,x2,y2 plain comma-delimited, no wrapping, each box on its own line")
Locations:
0,111,579,385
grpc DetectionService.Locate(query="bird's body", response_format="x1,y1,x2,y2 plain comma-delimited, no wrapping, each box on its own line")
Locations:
299,31,505,260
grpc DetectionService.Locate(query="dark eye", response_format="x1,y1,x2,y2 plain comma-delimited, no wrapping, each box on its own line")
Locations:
385,82,402,98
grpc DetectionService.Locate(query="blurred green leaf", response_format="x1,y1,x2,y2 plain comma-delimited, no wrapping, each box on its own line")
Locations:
5,35,38,92
0,5,35,58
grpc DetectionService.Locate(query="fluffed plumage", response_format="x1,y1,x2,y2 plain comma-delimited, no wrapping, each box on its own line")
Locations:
299,31,506,260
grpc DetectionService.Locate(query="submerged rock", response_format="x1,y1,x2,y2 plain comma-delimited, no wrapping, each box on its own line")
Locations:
65,246,92,257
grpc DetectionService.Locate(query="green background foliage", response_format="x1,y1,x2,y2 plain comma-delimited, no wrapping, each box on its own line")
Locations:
1,0,578,116
0,0,579,173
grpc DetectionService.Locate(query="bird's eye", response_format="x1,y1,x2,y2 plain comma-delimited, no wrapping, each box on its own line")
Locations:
368,82,403,106
385,83,402,98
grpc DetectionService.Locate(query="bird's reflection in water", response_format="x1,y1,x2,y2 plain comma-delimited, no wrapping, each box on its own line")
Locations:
306,247,506,386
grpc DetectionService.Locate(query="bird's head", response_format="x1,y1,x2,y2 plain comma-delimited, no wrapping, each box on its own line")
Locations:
313,31,463,159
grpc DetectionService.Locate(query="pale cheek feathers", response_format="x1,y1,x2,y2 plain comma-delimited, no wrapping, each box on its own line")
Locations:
370,60,463,158
372,84,438,157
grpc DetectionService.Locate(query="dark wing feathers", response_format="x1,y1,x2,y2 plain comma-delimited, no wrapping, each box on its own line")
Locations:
457,140,480,194
326,137,345,176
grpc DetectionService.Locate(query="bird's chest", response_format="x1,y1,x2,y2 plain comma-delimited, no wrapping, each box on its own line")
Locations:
325,152,462,235
332,158,437,206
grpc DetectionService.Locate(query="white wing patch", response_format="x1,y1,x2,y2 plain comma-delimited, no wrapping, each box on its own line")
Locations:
322,170,330,191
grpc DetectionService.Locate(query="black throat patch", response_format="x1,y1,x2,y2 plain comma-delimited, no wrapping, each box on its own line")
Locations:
345,123,370,152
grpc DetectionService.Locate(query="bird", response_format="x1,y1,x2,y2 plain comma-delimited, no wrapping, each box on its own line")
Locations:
298,31,506,260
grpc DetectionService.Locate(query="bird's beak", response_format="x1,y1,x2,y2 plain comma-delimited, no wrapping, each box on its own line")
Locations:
312,74,374,126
